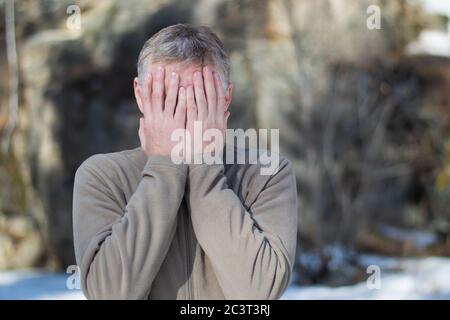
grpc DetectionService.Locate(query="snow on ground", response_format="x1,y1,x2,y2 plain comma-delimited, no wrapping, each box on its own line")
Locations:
405,0,450,57
284,256,450,300
0,270,85,300
376,225,439,250
1,256,450,299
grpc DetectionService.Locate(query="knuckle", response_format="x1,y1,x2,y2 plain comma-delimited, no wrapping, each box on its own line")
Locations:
153,92,163,100
165,98,175,107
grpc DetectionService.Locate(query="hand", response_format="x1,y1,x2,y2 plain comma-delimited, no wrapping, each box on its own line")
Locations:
138,67,187,157
186,66,230,163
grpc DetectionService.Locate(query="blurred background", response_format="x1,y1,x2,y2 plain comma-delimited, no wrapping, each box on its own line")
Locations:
0,0,449,299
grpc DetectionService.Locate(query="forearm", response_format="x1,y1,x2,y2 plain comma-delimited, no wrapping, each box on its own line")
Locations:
186,162,298,299
73,156,187,299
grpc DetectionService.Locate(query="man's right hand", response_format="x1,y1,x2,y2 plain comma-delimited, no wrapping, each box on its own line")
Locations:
138,66,187,157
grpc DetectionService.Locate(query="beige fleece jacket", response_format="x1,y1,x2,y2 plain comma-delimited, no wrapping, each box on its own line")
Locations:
72,147,298,300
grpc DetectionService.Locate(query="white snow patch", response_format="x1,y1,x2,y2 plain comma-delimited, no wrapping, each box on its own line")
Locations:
406,30,450,57
0,270,85,300
376,225,439,249
283,256,450,300
406,0,450,57
418,0,450,16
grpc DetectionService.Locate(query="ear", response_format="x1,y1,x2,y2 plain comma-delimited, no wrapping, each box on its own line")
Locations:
224,83,233,111
134,77,144,114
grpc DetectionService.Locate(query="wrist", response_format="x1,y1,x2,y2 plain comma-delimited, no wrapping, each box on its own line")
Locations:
188,162,224,176
143,154,188,176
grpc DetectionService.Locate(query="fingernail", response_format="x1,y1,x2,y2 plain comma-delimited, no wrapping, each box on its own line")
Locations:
195,71,201,79
204,66,209,72
179,86,185,93
171,72,177,79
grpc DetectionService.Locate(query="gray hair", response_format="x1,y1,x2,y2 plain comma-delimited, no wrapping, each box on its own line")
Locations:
137,24,230,88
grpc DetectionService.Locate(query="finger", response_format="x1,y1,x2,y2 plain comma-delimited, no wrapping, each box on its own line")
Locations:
186,85,197,124
174,86,186,123
164,71,180,117
142,74,152,118
136,86,144,113
214,72,226,114
152,66,165,113
203,66,217,117
193,71,207,119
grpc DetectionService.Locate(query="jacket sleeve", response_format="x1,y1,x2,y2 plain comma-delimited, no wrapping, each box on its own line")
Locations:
186,158,298,299
72,155,186,299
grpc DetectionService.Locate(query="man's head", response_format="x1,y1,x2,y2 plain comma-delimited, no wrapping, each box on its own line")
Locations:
134,24,232,113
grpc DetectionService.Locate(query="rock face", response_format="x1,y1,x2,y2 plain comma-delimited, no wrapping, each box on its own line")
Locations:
0,0,448,269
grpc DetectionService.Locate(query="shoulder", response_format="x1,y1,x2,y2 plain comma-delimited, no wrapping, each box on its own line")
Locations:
75,147,144,183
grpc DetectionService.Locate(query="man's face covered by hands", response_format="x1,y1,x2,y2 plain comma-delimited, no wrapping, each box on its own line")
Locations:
133,60,233,160
152,61,217,93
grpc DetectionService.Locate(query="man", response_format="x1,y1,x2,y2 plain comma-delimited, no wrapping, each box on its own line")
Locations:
73,24,298,300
